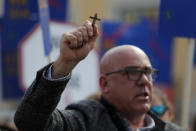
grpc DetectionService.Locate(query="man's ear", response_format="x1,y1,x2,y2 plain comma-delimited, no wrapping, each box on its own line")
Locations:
99,75,109,93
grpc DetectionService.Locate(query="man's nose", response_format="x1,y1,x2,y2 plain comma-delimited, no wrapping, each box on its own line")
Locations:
137,73,151,84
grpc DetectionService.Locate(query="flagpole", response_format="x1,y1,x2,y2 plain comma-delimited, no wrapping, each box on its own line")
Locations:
38,0,53,59
181,38,195,128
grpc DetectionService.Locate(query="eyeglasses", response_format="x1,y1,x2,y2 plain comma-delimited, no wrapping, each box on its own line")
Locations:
150,105,168,116
105,66,159,81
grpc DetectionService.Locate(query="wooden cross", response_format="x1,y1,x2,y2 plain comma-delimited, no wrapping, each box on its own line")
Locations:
89,13,101,27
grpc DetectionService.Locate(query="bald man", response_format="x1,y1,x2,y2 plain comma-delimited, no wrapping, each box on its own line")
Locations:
14,21,185,131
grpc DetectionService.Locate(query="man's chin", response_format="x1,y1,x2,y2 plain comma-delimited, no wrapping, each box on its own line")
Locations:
138,103,151,113
128,102,151,114
143,103,151,112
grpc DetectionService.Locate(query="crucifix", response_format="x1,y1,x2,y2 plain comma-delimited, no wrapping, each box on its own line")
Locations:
89,13,101,27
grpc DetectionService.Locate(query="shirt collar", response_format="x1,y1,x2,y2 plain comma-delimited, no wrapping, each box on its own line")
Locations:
137,114,155,131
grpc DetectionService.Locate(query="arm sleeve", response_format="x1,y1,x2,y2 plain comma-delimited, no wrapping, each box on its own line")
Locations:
14,64,75,131
46,64,71,81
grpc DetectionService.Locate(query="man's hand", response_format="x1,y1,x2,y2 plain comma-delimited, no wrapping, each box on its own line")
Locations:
52,20,99,79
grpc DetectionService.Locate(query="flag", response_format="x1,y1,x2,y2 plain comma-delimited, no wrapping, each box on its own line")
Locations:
38,0,53,56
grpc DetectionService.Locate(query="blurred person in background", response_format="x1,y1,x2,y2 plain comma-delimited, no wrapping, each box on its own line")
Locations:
191,115,196,131
14,20,186,131
87,91,101,100
151,87,175,122
0,121,18,131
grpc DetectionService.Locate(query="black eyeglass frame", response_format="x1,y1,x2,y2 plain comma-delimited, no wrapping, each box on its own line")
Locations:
105,66,159,81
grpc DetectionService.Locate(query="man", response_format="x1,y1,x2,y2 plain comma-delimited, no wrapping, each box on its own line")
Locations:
14,20,185,131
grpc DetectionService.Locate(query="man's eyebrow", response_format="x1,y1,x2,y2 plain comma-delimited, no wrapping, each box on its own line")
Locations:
125,66,153,70
125,66,139,69
144,66,153,70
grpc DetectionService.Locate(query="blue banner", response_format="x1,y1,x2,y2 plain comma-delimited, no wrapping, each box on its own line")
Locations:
101,18,173,85
49,0,68,21
38,0,52,56
1,0,39,99
159,0,196,38
1,0,68,99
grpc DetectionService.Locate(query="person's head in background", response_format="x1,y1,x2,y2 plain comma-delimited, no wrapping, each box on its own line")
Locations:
151,87,175,122
87,91,101,100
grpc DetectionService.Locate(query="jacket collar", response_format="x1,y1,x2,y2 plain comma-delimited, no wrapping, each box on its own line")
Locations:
100,96,166,131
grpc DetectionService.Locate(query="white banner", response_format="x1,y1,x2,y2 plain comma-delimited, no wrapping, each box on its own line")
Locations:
19,21,100,109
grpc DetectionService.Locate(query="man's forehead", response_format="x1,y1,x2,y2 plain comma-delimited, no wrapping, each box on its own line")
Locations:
101,45,152,70
116,55,152,68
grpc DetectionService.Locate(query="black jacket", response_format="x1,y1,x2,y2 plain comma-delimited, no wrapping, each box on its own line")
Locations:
14,64,186,131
